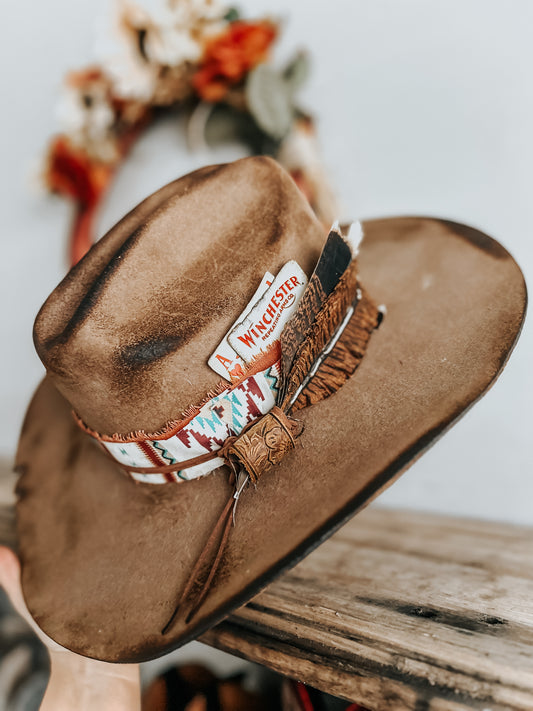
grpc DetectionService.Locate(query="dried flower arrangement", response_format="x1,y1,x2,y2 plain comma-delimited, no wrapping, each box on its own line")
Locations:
44,0,339,265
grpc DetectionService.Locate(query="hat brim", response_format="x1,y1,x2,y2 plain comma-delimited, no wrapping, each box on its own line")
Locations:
15,216,526,662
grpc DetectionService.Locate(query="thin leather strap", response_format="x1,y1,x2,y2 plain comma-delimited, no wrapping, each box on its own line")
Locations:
161,472,236,634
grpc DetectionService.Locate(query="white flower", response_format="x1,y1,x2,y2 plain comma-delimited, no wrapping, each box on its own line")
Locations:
56,87,90,138
95,0,157,101
129,0,226,25
101,44,157,101
55,80,119,162
56,85,114,145
144,25,202,66
95,0,229,100
188,0,227,21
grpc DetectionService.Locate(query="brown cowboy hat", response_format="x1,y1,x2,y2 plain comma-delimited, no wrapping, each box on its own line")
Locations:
15,156,526,662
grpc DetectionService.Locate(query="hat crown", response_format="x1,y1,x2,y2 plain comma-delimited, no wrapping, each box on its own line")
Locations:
33,157,325,435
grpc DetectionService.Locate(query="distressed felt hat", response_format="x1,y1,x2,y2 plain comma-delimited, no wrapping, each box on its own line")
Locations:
15,156,526,662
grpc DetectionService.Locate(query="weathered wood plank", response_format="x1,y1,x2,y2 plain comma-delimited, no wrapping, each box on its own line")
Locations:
201,508,533,711
1,460,533,709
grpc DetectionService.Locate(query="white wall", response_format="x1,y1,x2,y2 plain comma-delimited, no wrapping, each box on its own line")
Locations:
1,0,531,524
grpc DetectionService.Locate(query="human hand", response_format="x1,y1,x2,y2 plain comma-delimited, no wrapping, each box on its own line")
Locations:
0,545,141,711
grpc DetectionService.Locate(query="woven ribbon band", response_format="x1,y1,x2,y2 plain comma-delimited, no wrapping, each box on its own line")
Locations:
79,359,282,484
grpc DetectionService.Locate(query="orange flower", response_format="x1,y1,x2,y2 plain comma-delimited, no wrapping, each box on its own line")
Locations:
45,137,114,265
46,136,112,206
66,66,106,89
193,20,277,102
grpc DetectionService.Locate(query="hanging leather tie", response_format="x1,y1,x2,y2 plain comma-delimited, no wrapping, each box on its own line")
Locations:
160,407,304,632
161,470,237,633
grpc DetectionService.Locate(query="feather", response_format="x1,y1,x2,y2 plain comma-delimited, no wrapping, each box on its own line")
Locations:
278,221,362,406
278,258,360,410
280,223,360,376
289,286,380,412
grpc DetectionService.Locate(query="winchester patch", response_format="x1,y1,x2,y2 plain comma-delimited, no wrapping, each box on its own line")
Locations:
228,261,307,363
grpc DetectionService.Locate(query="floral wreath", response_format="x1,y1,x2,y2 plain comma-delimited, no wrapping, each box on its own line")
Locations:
44,0,339,266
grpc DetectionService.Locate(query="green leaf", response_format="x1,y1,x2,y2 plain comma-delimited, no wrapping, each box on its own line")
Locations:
205,105,243,144
245,65,293,141
224,7,240,22
204,105,281,155
283,51,310,94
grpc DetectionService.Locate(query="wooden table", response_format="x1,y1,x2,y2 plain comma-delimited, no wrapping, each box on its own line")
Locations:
1,462,532,710
201,508,533,710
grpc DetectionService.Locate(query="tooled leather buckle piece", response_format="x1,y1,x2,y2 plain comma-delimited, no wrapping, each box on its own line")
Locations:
226,406,304,484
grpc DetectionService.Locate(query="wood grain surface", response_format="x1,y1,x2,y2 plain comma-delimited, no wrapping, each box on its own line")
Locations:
200,508,533,711
1,459,532,709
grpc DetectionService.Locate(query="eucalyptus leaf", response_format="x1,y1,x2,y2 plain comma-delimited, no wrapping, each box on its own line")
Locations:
283,51,310,94
224,7,240,22
246,65,293,141
205,105,247,145
205,105,281,156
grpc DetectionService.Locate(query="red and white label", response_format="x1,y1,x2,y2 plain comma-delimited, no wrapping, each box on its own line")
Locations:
208,272,274,381
228,261,307,363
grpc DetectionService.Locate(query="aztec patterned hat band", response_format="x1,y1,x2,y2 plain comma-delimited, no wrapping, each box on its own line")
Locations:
73,220,382,487
76,354,283,484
